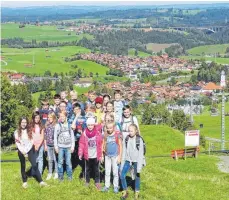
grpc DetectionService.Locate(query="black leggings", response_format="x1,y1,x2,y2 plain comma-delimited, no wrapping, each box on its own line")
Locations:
18,146,43,183
85,158,100,184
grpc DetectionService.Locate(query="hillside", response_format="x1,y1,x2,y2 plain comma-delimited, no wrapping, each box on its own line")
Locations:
1,125,229,200
1,46,108,75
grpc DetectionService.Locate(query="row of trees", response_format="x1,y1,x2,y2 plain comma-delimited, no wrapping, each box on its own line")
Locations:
1,37,78,48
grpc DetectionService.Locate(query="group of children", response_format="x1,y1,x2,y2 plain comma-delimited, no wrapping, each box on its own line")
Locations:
14,90,146,200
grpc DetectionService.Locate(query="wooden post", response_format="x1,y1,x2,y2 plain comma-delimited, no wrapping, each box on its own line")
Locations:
175,151,178,161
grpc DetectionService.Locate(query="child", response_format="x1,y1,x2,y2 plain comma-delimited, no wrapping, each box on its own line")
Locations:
31,111,44,175
85,90,96,108
14,117,48,188
103,113,121,135
78,117,103,190
44,112,58,180
38,100,50,125
120,124,146,200
54,111,75,181
71,103,87,170
50,94,61,117
120,105,140,140
102,94,111,112
94,96,103,125
102,122,122,193
102,101,115,123
113,90,125,123
60,90,72,116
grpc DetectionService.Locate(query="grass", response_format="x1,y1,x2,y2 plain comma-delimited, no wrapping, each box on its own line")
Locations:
181,56,229,64
1,125,229,200
146,43,175,53
1,46,109,75
187,44,229,55
1,23,93,42
193,102,229,140
128,48,151,57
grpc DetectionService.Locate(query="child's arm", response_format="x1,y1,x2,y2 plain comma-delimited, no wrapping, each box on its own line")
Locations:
117,137,122,164
14,131,25,154
137,138,144,173
54,125,59,153
70,128,75,153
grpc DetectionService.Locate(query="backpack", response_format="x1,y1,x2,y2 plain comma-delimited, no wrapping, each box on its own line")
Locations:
57,122,71,138
125,135,146,155
103,131,121,155
120,115,134,132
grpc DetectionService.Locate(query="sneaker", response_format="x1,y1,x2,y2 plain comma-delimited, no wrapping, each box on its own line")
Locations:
85,182,89,187
101,186,109,192
68,177,73,181
120,190,128,200
134,191,140,200
46,173,52,181
53,173,58,180
95,183,101,190
22,182,28,189
40,181,49,187
114,187,119,194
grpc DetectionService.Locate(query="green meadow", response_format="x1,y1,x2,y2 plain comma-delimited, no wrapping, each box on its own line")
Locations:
193,102,229,141
187,44,229,55
1,23,93,42
1,46,108,75
1,125,229,200
181,56,229,64
128,48,151,57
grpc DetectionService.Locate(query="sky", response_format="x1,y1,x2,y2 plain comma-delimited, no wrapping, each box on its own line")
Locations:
2,0,229,8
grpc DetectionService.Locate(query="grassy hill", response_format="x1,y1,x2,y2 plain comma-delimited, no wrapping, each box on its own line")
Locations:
2,125,229,200
187,44,229,55
1,46,108,75
181,56,229,64
1,23,93,42
128,48,151,57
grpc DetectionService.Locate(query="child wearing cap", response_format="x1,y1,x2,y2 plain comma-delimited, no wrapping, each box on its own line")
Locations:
94,97,103,125
78,117,103,190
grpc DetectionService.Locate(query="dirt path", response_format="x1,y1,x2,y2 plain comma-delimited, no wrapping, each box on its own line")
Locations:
218,156,229,173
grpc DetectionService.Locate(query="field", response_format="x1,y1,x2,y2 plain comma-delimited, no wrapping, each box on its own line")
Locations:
1,23,93,42
128,48,151,57
1,46,109,75
181,56,229,64
146,43,177,53
193,102,229,141
1,125,229,200
187,44,229,55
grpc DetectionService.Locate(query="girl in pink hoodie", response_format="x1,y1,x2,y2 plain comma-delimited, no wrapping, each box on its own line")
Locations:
78,117,103,190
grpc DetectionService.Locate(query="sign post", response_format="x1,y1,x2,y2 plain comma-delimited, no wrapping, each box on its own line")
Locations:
185,130,200,160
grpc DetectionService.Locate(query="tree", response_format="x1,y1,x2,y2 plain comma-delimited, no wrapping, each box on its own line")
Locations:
134,49,138,56
1,76,31,146
89,72,94,77
96,72,99,77
171,110,189,131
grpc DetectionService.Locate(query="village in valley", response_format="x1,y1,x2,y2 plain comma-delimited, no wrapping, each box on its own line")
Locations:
1,2,229,200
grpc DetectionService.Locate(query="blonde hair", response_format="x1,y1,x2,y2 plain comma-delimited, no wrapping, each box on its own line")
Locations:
46,112,57,128
129,124,140,136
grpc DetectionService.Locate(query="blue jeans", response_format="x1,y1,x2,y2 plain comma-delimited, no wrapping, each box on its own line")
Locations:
36,145,44,175
120,161,140,191
47,146,58,174
58,147,72,179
